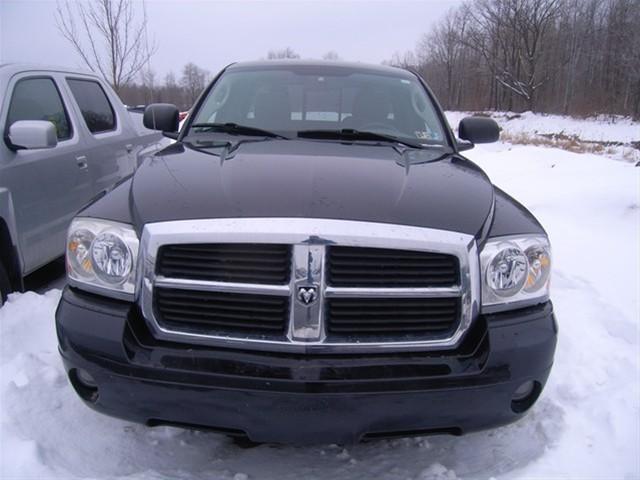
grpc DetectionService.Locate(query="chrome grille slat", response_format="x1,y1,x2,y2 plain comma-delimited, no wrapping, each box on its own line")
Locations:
139,218,479,353
329,325,452,333
154,277,290,296
324,286,461,298
328,311,457,319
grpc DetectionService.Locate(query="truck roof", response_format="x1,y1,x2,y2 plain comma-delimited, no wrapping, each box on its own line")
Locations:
227,59,414,78
0,63,100,79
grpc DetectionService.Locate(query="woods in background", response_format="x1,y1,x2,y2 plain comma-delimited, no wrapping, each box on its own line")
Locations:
119,62,210,110
112,0,639,117
118,48,324,110
387,0,640,118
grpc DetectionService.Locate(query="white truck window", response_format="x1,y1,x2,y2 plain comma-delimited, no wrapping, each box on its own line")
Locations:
67,79,116,134
6,77,72,140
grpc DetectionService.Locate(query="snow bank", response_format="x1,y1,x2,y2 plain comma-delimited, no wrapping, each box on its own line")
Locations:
445,111,639,163
445,110,639,144
1,138,639,479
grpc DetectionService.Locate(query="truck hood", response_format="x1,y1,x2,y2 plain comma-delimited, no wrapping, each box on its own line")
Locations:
129,139,495,236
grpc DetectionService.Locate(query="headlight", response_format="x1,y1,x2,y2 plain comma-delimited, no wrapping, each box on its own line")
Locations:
480,235,551,309
66,218,139,299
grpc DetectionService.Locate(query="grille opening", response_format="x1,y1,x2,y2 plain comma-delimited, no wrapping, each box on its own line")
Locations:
361,426,462,441
319,363,451,380
158,356,452,382
157,243,292,284
327,297,460,337
328,246,459,287
154,287,289,335
160,355,293,380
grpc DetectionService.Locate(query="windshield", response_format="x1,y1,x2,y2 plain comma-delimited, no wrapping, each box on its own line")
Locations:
188,65,448,147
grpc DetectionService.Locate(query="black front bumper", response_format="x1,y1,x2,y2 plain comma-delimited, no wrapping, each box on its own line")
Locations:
55,287,557,444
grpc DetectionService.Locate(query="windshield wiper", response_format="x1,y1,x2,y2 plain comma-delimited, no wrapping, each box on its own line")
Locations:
190,122,289,139
185,137,271,158
297,129,425,149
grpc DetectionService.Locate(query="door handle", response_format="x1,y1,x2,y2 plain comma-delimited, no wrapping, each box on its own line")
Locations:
76,155,88,170
125,144,133,153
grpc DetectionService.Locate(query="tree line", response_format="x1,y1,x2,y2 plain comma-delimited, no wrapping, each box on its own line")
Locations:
56,0,639,117
119,62,211,110
386,0,640,118
118,48,338,110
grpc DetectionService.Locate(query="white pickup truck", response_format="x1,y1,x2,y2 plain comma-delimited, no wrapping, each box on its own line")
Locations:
0,64,169,305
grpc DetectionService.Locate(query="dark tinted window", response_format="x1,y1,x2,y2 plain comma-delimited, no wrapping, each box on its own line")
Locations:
191,67,446,145
7,77,72,140
67,79,116,133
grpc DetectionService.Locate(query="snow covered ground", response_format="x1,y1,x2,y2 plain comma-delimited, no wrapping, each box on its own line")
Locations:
1,113,639,479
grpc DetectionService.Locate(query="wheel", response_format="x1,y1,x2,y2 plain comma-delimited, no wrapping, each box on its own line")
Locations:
0,260,10,307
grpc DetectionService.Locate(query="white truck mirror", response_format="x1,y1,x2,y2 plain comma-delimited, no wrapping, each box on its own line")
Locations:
8,120,58,150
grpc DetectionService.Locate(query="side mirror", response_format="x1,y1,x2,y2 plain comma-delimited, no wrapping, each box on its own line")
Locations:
143,103,179,133
7,120,58,150
458,117,500,144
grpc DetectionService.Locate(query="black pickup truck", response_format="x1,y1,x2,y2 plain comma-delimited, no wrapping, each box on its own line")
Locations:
56,60,557,445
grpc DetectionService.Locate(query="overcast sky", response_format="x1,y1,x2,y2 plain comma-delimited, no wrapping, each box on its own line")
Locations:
1,0,461,81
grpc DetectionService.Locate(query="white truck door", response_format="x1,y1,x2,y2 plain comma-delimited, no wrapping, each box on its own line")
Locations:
64,77,133,197
1,74,94,274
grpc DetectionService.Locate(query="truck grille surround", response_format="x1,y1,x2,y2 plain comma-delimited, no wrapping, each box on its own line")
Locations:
140,219,480,353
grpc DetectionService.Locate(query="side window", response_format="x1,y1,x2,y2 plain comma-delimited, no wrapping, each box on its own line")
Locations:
67,79,116,133
6,77,72,140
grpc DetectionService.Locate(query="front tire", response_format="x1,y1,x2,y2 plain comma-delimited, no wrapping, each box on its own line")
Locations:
0,260,10,307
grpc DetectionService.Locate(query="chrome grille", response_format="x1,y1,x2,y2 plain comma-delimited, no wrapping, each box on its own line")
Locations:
140,218,479,353
157,243,291,284
327,246,459,287
155,287,289,334
326,297,460,337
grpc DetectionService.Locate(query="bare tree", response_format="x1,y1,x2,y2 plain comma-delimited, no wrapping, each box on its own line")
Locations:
514,0,562,110
181,62,209,107
419,8,470,108
56,0,156,94
383,50,419,69
267,47,300,59
460,0,561,111
162,71,182,107
139,67,156,105
322,51,341,61
165,71,178,90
